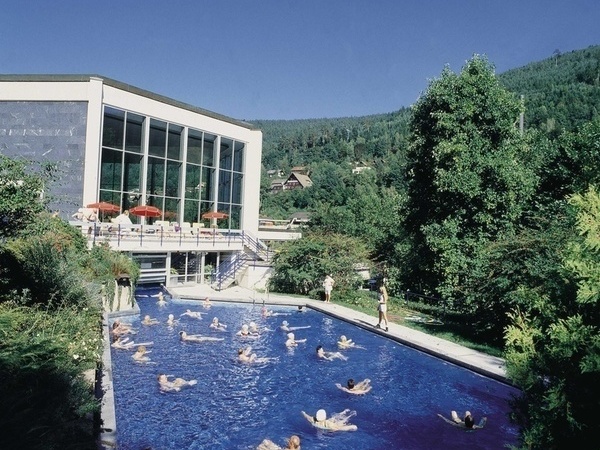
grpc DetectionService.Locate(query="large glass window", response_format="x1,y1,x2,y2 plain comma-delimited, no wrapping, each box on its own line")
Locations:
185,165,201,200
165,161,181,197
233,141,244,172
164,198,180,221
147,157,165,196
187,129,203,165
98,106,246,228
123,153,142,210
149,119,167,157
218,169,232,203
219,138,233,171
102,107,125,149
203,134,215,167
100,148,122,191
167,124,182,160
184,201,199,225
232,172,242,204
201,167,213,201
230,205,241,229
125,113,144,153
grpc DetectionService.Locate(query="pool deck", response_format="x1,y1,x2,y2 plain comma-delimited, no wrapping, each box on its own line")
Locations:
169,285,511,386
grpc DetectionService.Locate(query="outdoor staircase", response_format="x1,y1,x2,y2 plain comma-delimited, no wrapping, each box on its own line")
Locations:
210,232,274,290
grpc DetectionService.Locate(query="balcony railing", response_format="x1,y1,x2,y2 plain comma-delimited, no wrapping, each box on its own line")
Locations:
70,221,245,251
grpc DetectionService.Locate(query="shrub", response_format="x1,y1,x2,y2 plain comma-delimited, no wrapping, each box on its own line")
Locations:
0,302,102,450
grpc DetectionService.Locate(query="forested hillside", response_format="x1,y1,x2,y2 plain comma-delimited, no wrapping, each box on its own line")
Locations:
253,45,600,183
498,45,600,136
260,50,600,449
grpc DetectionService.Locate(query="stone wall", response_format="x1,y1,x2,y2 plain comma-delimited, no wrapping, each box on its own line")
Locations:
0,101,88,218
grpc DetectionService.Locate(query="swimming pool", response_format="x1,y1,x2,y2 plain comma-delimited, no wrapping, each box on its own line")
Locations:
110,289,520,449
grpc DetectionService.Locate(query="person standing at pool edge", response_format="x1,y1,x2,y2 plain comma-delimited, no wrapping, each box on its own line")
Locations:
323,274,335,303
376,285,389,331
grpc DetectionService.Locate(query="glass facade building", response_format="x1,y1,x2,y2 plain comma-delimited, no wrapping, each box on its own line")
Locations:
99,106,246,229
0,75,263,285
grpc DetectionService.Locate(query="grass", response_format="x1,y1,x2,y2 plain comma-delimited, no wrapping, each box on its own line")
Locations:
333,289,504,358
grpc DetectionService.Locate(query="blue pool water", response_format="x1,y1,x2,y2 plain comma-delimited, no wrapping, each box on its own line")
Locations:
110,289,520,449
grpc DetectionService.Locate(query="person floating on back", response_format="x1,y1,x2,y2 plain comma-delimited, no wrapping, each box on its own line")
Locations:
437,410,487,429
301,408,357,431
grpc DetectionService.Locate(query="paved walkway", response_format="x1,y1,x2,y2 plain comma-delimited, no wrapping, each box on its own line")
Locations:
170,284,511,385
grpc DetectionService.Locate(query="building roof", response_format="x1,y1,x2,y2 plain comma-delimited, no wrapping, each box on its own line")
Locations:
286,172,313,188
289,211,311,222
0,74,257,131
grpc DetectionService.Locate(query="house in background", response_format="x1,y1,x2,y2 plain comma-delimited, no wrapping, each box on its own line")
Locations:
269,178,286,192
283,172,313,190
269,168,313,192
266,169,284,178
290,165,310,175
352,164,372,174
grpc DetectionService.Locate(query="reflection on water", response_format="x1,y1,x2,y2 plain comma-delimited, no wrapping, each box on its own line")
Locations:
110,289,520,450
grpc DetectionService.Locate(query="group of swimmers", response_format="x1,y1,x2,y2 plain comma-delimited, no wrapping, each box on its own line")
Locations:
113,296,486,448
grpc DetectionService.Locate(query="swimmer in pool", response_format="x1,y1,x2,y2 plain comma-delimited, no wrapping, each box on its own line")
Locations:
132,345,152,363
236,324,259,338
280,320,311,332
437,410,487,429
337,335,365,349
301,408,358,431
155,291,168,306
316,345,348,361
111,320,136,336
285,332,306,347
257,434,301,450
209,317,227,331
180,309,204,319
166,314,178,327
248,321,271,334
237,346,276,364
142,315,160,326
157,374,197,392
111,337,153,350
336,378,372,395
262,306,290,317
179,331,224,343
203,297,212,309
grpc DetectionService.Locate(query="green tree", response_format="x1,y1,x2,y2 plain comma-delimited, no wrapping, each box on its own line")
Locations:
0,155,47,239
268,231,370,297
0,155,138,448
505,186,600,449
404,55,536,301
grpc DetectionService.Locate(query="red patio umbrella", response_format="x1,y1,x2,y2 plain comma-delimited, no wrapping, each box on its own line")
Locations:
86,201,120,213
202,211,228,220
129,205,162,218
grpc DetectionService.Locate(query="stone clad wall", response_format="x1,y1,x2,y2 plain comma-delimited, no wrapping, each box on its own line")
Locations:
0,101,88,217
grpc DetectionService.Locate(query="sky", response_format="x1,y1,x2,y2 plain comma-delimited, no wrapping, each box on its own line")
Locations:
2,1,599,121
